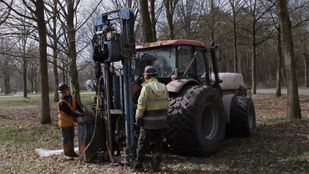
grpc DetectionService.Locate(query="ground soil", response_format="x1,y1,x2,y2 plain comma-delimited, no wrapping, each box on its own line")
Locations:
0,94,308,173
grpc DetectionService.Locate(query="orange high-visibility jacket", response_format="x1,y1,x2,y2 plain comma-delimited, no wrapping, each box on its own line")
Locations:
57,95,77,128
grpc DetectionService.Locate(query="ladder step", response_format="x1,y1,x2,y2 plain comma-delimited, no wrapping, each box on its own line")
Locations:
110,109,122,115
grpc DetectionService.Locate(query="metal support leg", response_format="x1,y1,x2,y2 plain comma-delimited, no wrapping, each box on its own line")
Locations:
123,61,134,165
103,64,114,162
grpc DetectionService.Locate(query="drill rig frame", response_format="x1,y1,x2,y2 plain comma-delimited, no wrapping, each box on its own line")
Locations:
81,7,136,165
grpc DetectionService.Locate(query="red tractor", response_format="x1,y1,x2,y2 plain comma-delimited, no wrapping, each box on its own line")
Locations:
134,39,256,156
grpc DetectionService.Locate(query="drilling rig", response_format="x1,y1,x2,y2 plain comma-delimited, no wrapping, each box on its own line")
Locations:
78,7,136,165
78,7,256,166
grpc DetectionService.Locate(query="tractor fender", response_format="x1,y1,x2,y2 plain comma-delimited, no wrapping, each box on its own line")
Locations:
222,94,235,123
166,79,200,93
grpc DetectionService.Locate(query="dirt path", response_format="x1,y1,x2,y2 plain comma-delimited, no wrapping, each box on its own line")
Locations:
257,88,309,96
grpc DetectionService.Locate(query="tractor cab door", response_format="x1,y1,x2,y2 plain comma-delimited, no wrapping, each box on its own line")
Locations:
176,45,209,84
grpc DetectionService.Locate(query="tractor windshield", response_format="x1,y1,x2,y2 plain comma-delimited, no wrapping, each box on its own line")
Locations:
134,46,176,78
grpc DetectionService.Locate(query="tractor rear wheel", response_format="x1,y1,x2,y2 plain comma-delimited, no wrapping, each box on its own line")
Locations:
166,85,226,156
227,96,256,137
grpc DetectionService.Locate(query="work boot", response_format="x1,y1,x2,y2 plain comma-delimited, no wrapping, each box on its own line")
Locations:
63,144,73,160
69,143,78,157
151,154,161,172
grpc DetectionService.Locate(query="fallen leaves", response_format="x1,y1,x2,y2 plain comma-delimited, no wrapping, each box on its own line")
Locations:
0,94,308,173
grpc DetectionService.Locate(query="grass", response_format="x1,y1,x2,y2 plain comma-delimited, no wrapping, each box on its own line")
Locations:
0,91,95,108
0,95,41,107
0,94,308,173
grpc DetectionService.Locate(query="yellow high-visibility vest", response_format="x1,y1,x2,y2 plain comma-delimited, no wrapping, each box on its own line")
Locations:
136,78,169,129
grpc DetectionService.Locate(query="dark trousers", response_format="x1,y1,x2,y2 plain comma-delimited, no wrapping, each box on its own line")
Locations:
136,128,164,164
61,126,74,144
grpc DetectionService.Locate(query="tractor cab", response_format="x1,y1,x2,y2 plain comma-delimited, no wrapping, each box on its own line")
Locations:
134,40,213,85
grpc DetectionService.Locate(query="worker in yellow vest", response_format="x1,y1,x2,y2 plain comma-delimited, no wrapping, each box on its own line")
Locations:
57,83,84,159
134,66,169,172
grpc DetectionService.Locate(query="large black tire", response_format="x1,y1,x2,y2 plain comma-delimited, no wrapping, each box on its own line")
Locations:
166,85,226,156
227,96,256,137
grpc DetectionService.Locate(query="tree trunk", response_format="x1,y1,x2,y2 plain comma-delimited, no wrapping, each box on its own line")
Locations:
31,66,38,93
251,23,257,94
62,67,66,83
23,58,28,98
67,0,81,103
31,79,34,93
210,0,215,41
276,28,282,97
34,72,38,93
233,13,238,72
4,77,10,95
164,0,177,39
52,0,59,102
276,0,301,119
303,53,309,87
35,0,51,124
166,10,174,39
53,48,59,102
61,57,67,83
149,0,156,41
139,0,154,42
22,32,28,98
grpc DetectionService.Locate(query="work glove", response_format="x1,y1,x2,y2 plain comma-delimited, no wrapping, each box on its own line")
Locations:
136,118,144,128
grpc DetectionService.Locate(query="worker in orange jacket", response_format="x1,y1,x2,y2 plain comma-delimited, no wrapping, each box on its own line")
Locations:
57,83,84,159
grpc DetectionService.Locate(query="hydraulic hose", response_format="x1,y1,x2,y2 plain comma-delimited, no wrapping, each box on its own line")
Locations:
79,75,103,161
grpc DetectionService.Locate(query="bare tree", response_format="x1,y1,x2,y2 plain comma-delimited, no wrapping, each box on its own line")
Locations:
163,0,179,39
276,0,301,119
174,0,205,39
302,38,309,87
36,0,51,123
56,0,103,103
275,26,283,96
104,0,139,13
15,13,33,98
268,8,284,97
228,0,243,72
289,0,309,87
139,0,155,42
209,0,215,41
0,1,11,26
242,0,274,94
1,0,51,123
45,0,61,102
149,0,157,41
0,39,13,95
27,54,40,93
20,26,29,98
67,0,80,102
